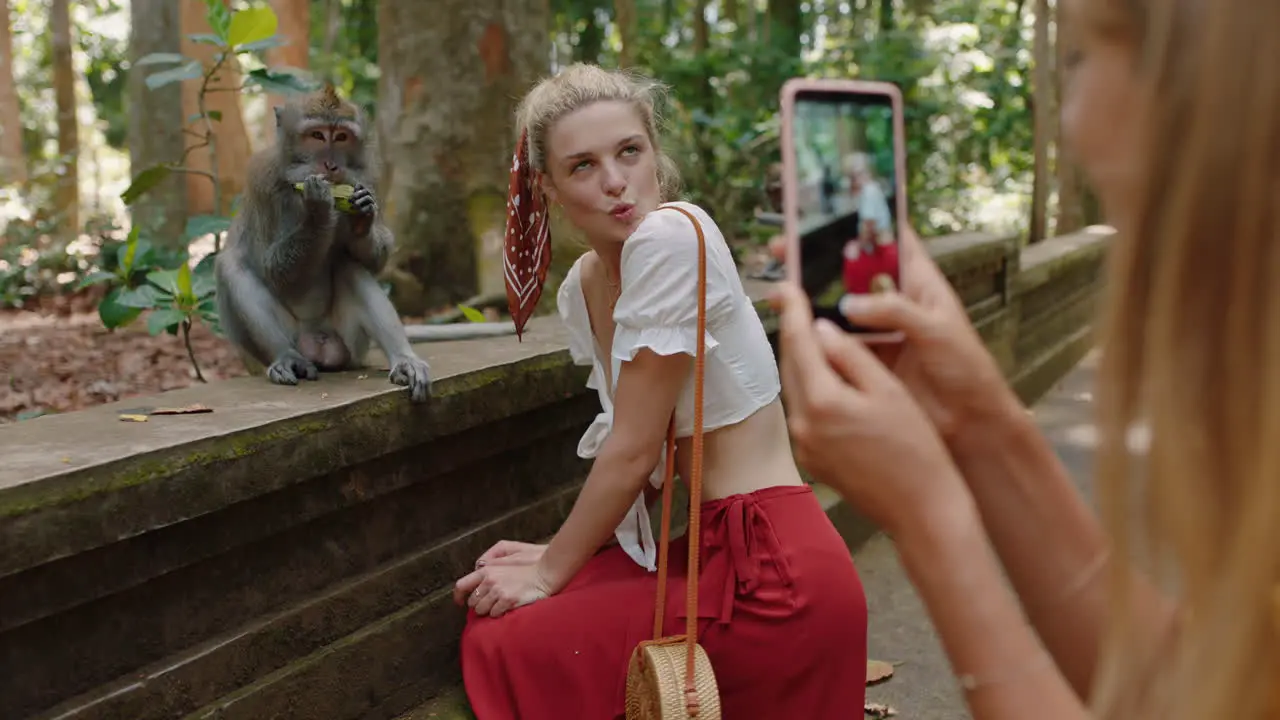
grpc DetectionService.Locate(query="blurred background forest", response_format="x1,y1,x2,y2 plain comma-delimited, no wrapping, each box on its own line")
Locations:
0,0,1093,422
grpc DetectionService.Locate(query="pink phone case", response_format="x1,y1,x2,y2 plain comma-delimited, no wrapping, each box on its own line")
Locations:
778,77,908,343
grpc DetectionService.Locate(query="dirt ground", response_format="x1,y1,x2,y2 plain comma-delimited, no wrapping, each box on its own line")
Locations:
0,289,250,424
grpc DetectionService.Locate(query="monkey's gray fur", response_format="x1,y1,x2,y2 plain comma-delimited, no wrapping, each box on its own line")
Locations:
215,87,510,403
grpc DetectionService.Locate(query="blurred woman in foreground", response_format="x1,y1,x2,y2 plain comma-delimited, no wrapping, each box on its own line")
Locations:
773,0,1280,717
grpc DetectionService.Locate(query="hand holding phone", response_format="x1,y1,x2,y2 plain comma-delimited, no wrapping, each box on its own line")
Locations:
778,78,908,342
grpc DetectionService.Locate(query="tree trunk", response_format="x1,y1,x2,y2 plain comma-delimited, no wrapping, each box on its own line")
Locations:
1029,0,1052,244
377,0,548,314
259,0,310,148
128,0,188,247
766,0,802,58
50,0,79,238
614,0,636,67
879,0,894,32
723,0,740,32
1053,0,1086,235
179,0,252,217
0,0,25,187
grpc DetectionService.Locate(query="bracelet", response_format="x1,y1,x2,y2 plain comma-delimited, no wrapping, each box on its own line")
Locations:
955,648,1057,692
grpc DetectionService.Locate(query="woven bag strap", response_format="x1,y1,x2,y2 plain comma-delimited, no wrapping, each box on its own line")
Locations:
645,203,710,713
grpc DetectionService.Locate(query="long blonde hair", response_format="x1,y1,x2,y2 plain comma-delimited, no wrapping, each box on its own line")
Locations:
1088,0,1280,717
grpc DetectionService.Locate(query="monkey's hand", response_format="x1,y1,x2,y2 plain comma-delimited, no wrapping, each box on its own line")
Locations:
302,174,335,216
388,355,432,403
267,349,320,386
350,184,378,237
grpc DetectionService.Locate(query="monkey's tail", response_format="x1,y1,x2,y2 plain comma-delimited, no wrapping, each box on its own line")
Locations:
403,322,518,342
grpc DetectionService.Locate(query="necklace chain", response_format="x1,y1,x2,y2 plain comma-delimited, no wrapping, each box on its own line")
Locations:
606,269,621,309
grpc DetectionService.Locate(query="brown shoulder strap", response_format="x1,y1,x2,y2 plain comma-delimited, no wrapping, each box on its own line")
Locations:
646,203,710,703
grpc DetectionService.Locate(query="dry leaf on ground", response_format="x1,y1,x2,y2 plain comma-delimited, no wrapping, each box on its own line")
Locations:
866,659,896,685
864,702,898,718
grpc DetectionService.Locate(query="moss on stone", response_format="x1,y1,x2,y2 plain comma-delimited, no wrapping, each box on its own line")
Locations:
0,350,582,523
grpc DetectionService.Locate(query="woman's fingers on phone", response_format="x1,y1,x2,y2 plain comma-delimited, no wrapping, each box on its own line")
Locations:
813,319,889,391
839,291,932,337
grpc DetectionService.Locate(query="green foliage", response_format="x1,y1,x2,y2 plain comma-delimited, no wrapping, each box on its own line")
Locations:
0,215,101,309
76,225,220,382
542,0,1038,240
79,3,130,150
308,0,380,113
122,1,318,224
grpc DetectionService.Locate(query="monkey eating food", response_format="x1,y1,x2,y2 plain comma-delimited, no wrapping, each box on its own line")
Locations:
215,85,513,403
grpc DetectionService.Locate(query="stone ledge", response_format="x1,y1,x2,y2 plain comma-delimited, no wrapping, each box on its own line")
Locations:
1015,226,1113,295
0,232,1020,581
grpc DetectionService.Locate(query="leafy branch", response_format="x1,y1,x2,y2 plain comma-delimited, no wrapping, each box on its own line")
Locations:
120,1,317,254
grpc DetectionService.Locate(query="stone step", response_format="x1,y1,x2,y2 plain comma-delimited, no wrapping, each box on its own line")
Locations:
6,399,596,718
32,484,581,720
394,689,475,720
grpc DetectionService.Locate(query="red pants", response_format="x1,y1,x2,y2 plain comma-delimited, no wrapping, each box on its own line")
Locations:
460,485,869,719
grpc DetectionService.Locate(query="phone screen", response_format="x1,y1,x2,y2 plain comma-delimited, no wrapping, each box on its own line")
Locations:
784,88,903,333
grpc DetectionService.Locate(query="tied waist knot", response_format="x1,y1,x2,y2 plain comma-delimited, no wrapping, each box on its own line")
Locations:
578,408,666,571
676,491,796,625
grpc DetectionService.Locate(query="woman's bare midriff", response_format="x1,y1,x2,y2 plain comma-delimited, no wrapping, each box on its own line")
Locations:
672,396,806,501
577,252,802,502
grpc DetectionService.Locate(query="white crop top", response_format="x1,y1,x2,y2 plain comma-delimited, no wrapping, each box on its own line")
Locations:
556,201,782,571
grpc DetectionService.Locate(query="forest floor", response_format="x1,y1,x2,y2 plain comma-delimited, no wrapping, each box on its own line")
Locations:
0,288,249,425
0,244,778,425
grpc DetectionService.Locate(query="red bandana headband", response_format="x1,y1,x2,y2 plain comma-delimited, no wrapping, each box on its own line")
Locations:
503,128,552,341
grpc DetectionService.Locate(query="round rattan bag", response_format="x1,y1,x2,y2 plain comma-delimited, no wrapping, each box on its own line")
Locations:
624,638,721,719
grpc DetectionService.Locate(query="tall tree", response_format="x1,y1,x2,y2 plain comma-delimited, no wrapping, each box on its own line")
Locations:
179,0,252,216
1029,0,1052,244
128,0,188,246
766,0,801,57
260,0,309,146
1053,0,1086,235
615,0,636,67
0,0,24,187
377,0,548,313
49,0,78,236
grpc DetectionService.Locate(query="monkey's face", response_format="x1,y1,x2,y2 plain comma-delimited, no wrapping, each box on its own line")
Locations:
540,100,662,246
286,119,363,183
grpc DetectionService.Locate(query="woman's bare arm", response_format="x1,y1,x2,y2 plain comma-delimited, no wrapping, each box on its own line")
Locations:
948,396,1177,697
898,496,1090,720
536,348,692,591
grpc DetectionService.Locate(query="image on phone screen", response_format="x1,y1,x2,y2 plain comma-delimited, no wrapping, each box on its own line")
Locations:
786,88,902,333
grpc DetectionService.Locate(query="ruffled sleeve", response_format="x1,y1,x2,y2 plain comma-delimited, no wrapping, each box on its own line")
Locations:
556,258,595,368
612,204,737,364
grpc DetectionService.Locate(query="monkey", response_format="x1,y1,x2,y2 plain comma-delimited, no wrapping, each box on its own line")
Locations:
215,85,515,403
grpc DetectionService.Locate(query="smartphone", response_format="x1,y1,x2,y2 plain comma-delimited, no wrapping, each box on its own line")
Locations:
779,78,907,341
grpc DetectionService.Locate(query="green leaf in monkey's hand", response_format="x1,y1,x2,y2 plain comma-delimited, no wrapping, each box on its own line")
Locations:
292,182,358,213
